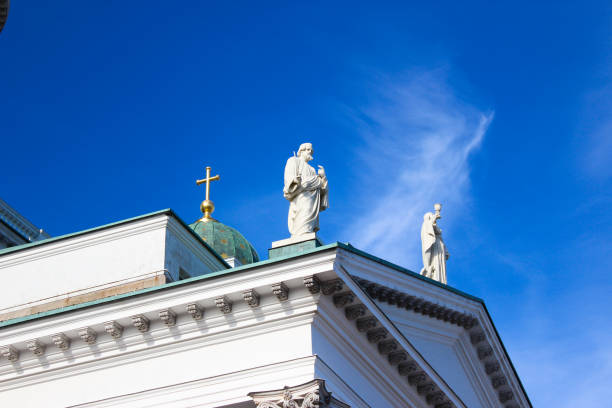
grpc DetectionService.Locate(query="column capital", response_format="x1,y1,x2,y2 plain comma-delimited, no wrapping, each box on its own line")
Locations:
248,379,350,408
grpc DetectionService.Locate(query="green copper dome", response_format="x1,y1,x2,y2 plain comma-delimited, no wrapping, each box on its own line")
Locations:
189,219,259,265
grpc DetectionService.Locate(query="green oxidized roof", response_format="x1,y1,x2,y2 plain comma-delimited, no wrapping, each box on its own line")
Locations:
189,219,259,265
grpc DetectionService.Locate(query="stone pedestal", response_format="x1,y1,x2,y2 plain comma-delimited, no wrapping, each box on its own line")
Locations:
269,233,324,259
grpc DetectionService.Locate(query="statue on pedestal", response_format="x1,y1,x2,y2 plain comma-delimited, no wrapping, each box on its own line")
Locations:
420,203,449,284
283,143,329,237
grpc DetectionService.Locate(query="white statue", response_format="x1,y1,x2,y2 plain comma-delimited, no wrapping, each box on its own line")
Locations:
283,143,329,237
420,203,449,284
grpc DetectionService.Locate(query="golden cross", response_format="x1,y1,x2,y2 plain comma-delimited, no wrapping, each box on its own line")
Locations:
196,166,220,201
196,166,220,220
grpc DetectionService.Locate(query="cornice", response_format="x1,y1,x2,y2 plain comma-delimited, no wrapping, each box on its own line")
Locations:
0,291,319,388
313,301,423,407
0,244,529,407
326,267,466,408
0,251,458,408
0,251,339,374
349,276,526,408
377,306,500,407
337,250,482,311
353,277,478,330
0,249,337,331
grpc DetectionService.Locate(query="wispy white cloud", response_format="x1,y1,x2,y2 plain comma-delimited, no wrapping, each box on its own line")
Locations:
512,319,612,407
489,246,612,406
342,70,493,268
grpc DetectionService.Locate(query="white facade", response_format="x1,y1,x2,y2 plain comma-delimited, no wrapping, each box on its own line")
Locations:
0,210,226,322
0,211,530,408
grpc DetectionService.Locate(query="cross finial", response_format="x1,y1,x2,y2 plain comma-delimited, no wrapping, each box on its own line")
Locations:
196,166,220,221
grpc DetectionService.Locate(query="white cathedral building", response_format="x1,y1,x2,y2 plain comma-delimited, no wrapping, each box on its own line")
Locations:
0,160,531,408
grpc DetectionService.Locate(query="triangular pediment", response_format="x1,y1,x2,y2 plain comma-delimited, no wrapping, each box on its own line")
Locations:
334,246,531,408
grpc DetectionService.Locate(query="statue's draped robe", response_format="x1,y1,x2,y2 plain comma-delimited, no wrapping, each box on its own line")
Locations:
420,214,448,284
283,157,328,237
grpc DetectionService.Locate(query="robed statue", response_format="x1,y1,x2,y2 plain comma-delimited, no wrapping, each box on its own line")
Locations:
283,143,329,237
420,203,449,284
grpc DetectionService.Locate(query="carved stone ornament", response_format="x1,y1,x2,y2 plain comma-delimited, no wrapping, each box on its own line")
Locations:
377,339,398,355
215,296,233,314
499,389,514,403
388,351,407,365
398,360,419,376
243,289,261,308
0,345,19,362
159,309,177,326
321,278,343,295
132,315,150,332
417,382,436,395
303,275,320,294
426,391,445,404
356,316,377,332
248,379,350,408
491,375,507,389
366,328,388,343
186,303,204,320
51,333,70,350
332,292,355,308
26,339,45,356
485,361,500,375
272,282,289,302
408,371,428,385
104,321,124,339
344,304,366,320
471,330,486,344
78,327,97,345
477,344,493,360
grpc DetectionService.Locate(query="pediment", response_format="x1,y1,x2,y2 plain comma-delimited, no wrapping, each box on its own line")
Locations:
335,247,530,408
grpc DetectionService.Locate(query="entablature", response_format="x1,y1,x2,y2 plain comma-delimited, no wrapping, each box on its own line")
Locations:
0,245,529,408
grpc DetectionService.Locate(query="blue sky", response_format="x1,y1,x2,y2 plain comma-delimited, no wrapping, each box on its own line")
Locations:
2,2,611,405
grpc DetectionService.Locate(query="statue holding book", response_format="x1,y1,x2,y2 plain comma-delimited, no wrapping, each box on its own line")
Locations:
283,143,329,237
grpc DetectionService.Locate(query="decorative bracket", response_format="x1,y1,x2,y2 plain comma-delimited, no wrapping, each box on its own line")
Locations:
105,321,124,338
0,345,19,362
186,303,204,320
132,315,150,332
243,289,261,308
215,296,232,314
333,292,355,308
159,309,177,326
26,339,45,356
78,327,97,345
272,282,289,302
321,279,343,295
51,333,70,350
303,275,321,294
